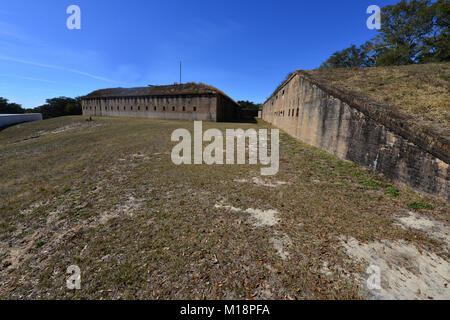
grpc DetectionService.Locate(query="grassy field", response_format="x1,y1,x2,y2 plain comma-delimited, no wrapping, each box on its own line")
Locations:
307,63,450,130
0,116,448,299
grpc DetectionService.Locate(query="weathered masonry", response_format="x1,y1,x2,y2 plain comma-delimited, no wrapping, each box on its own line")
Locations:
262,71,449,202
82,83,240,122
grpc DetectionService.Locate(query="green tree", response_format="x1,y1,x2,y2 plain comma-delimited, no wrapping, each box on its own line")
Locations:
0,97,25,114
320,0,449,68
65,99,82,115
417,0,450,62
31,97,82,119
374,0,437,65
237,100,262,109
321,43,375,68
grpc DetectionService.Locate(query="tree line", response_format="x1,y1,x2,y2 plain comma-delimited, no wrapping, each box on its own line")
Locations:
0,97,82,119
2,97,263,118
321,0,449,68
237,100,262,109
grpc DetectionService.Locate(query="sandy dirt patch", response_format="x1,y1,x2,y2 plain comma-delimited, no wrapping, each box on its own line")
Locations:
270,233,292,261
340,236,450,300
214,203,280,227
234,177,289,188
396,211,449,246
99,196,145,224
214,203,290,265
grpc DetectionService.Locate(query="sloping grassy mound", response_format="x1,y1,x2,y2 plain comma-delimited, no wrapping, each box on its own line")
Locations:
306,63,450,130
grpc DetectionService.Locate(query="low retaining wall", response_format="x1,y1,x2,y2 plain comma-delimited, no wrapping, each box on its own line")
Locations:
0,114,43,128
262,71,449,202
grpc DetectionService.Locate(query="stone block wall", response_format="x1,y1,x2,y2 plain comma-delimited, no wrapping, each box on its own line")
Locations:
82,94,220,122
262,71,449,202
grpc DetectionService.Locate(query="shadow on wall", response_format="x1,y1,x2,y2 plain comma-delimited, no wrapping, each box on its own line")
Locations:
236,109,259,123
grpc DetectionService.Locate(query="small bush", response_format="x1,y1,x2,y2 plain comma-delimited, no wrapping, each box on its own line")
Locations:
385,186,400,197
359,179,383,188
407,202,433,210
35,240,46,248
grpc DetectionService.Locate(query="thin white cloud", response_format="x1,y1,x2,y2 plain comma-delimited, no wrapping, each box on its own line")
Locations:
0,74,57,84
0,22,28,41
0,56,118,83
0,30,25,40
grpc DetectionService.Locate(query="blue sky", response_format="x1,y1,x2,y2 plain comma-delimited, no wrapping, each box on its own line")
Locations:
0,0,398,108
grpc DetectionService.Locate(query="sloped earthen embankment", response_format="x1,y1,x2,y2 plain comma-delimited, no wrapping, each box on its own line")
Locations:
262,71,449,202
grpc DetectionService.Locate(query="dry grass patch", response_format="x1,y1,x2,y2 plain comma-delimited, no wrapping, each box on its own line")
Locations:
306,63,450,129
0,116,448,299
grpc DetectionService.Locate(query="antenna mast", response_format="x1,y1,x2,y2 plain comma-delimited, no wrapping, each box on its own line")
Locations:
179,61,182,84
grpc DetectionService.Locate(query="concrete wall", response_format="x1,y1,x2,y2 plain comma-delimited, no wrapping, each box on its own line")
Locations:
82,94,230,122
0,114,43,128
262,72,449,202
